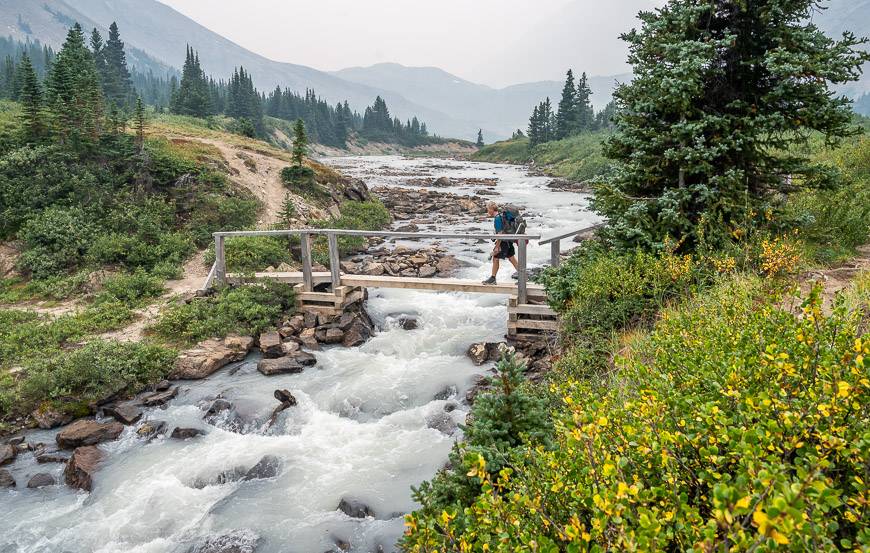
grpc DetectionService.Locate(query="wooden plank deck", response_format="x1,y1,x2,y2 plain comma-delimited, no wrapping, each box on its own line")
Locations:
228,271,545,297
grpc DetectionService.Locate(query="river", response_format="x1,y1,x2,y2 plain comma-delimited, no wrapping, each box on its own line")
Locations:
0,156,598,553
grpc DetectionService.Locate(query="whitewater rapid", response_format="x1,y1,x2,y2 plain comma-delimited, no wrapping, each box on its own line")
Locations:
0,157,598,553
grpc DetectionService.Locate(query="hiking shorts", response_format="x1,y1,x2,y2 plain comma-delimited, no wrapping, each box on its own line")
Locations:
495,240,515,260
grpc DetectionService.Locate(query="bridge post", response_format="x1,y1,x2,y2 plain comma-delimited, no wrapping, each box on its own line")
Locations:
550,240,561,268
300,232,313,292
517,238,528,304
327,232,341,294
215,235,226,286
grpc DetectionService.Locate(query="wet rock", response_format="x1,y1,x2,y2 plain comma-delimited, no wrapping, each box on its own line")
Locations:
56,420,124,449
103,402,143,425
36,449,71,464
443,401,458,413
281,314,305,337
0,468,14,488
433,386,457,400
32,406,74,430
465,342,504,366
281,340,300,355
243,455,281,480
140,386,178,407
316,327,344,344
258,331,283,358
27,473,55,489
291,351,317,367
433,176,452,187
337,498,375,519
395,223,419,232
191,466,248,489
171,427,205,440
154,380,172,391
427,412,458,435
136,420,167,441
274,389,297,405
298,328,320,350
204,399,234,418
303,312,318,329
257,357,303,376
418,264,437,278
64,446,103,491
0,444,16,465
362,262,385,276
6,435,24,446
342,321,372,348
171,335,254,379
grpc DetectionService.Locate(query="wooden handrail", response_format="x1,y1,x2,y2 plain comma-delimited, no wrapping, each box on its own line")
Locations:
213,229,540,241
537,222,604,268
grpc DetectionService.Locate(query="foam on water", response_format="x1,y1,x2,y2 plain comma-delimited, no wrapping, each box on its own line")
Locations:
0,156,598,552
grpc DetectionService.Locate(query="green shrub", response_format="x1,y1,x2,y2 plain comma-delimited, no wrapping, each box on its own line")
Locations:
408,353,552,529
150,281,296,344
15,340,176,416
17,205,98,279
405,277,870,551
185,191,260,247
96,270,165,307
204,236,292,273
309,199,392,263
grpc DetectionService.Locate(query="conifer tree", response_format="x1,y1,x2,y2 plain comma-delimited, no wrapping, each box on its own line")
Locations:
595,0,870,251
134,95,146,152
279,192,296,227
528,104,541,147
45,23,103,150
171,46,211,117
476,129,484,148
574,71,594,132
292,118,307,167
101,22,133,109
17,53,44,142
554,69,577,139
90,28,106,79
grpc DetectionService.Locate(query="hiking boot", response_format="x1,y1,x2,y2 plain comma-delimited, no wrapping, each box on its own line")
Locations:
511,271,519,280
481,276,497,285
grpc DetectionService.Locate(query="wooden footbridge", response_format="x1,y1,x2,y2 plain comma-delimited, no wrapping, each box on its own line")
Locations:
203,226,596,338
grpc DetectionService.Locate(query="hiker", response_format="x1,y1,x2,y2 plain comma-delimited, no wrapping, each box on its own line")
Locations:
482,202,522,285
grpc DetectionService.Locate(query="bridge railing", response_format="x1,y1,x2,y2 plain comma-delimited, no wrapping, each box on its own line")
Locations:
538,223,604,267
209,228,541,303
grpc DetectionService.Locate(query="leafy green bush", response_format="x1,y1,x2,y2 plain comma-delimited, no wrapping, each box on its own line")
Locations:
15,340,176,416
405,277,870,551
184,191,259,247
205,236,292,273
309,199,392,263
408,353,552,530
96,269,165,307
17,205,98,278
150,281,296,344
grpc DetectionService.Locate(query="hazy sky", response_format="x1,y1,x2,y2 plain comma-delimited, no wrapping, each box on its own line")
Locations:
157,0,661,87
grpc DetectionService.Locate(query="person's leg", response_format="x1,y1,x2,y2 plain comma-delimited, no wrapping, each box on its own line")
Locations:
491,256,500,276
508,256,519,270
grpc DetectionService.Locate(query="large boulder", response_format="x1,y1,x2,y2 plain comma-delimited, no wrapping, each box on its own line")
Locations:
56,420,124,449
465,342,504,366
64,446,104,491
140,387,178,407
32,405,74,430
36,449,71,464
103,402,143,425
0,444,16,465
257,357,304,376
171,427,205,440
136,420,167,441
171,335,254,379
316,327,344,344
258,331,283,358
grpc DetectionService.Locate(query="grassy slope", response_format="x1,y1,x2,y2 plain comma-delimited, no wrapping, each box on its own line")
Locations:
473,132,611,183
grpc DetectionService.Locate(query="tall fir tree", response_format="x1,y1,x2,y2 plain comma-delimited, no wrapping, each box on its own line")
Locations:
134,95,146,152
171,46,211,117
89,28,106,81
17,53,44,142
554,69,577,139
45,23,103,150
476,129,484,148
292,118,308,167
574,71,594,132
528,104,541,147
101,22,133,109
594,0,870,251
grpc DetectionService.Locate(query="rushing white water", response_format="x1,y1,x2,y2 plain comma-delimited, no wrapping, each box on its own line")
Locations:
0,157,598,553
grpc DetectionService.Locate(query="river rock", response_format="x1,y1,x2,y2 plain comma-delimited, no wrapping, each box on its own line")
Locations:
0,444,16,465
257,357,303,376
418,264,437,278
171,427,205,440
64,446,103,491
465,342,504,366
274,389,297,405
298,328,319,350
56,420,124,449
32,406,75,430
27,473,55,488
337,498,375,519
171,335,254,379
281,340,300,355
291,351,317,367
316,327,344,344
136,420,167,441
204,399,233,418
243,455,281,480
433,176,452,187
103,402,143,425
140,386,178,407
258,331,283,358
426,412,458,435
186,530,259,553
36,449,71,464
0,469,14,487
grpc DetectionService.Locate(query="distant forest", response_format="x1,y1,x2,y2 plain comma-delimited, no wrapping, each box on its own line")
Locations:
0,26,438,149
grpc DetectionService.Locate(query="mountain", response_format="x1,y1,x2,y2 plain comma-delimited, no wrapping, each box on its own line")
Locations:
333,63,629,140
814,0,870,98
1,0,481,140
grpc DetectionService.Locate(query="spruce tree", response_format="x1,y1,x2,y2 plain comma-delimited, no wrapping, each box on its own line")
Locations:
594,0,870,251
476,129,484,148
134,95,146,152
528,104,541,147
292,118,307,167
17,53,44,142
171,46,211,117
574,71,594,132
90,28,106,80
101,22,133,109
45,23,104,150
554,69,577,139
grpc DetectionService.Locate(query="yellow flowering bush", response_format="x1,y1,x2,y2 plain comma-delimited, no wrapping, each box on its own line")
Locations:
759,236,803,278
403,277,869,551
